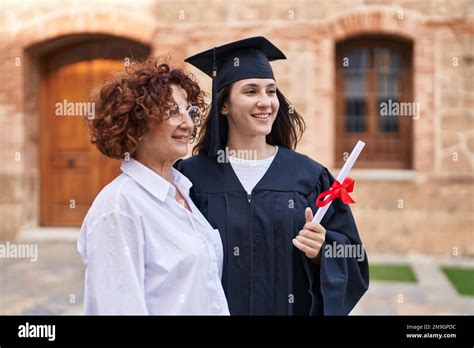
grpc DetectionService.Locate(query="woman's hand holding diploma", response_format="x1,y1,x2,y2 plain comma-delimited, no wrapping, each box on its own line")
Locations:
293,140,366,263
292,207,326,263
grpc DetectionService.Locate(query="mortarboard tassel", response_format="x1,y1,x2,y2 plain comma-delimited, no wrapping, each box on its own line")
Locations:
208,47,220,157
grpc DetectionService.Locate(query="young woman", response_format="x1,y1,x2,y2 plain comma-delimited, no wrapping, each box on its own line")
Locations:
77,58,229,315
176,37,369,315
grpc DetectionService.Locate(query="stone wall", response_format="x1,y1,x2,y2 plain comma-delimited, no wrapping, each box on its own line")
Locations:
0,0,472,255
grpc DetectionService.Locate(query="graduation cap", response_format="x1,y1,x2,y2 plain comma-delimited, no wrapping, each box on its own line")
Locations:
185,36,286,157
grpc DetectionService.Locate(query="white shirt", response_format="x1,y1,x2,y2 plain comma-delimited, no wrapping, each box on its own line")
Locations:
228,146,278,195
77,158,229,315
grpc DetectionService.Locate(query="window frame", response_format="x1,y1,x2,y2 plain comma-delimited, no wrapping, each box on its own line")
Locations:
335,35,414,169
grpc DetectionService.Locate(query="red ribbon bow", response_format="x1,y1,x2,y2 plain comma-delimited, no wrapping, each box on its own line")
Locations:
316,177,356,207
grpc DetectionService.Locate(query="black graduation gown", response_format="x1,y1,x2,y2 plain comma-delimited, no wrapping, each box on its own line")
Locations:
175,147,369,315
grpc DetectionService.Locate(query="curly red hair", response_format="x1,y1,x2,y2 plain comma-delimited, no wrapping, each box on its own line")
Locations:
88,57,208,159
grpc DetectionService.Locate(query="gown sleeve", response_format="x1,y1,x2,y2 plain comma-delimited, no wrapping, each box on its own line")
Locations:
305,167,369,315
78,211,149,315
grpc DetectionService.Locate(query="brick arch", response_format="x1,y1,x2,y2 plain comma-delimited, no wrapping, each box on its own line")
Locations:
324,7,425,42
17,10,155,49
314,7,434,172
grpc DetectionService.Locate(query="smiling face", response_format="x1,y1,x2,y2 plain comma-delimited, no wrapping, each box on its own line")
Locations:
137,84,194,163
222,78,279,138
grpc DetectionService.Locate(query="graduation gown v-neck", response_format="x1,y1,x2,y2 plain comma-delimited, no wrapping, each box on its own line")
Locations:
176,147,369,315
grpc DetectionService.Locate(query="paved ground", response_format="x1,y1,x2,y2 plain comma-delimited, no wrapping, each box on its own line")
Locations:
351,254,474,315
1,229,473,315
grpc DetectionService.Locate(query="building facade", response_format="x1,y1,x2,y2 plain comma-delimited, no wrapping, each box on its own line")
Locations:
0,0,473,255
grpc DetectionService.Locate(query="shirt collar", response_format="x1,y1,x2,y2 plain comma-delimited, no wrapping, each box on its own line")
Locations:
120,158,193,202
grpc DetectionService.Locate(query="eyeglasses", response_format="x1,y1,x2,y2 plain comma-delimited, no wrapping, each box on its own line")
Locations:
165,104,202,126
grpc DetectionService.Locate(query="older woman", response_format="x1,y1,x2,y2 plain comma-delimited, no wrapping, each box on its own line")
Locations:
77,58,229,315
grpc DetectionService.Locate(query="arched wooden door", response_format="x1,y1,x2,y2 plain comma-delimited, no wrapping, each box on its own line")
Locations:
40,37,150,226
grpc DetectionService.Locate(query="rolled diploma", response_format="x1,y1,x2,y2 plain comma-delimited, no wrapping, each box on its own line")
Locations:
312,140,365,224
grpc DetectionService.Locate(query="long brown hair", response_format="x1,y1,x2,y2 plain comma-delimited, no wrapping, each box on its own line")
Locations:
193,85,306,156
